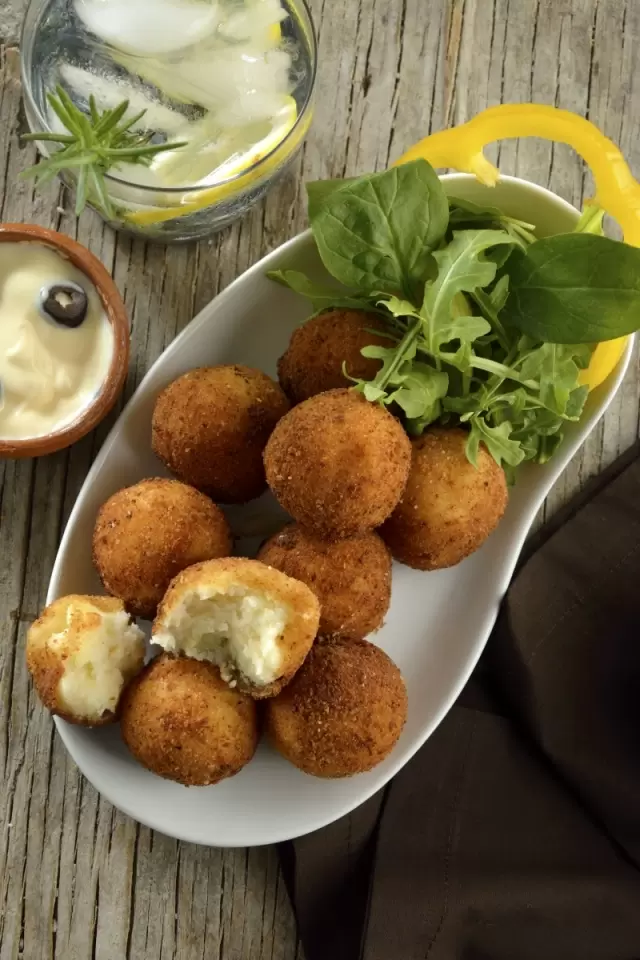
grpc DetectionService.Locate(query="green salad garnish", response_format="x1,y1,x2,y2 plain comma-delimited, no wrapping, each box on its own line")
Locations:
269,159,640,477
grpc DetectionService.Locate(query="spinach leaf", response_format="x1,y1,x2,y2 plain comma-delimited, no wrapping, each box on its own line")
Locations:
448,197,537,245
267,269,379,313
503,234,640,343
306,160,449,300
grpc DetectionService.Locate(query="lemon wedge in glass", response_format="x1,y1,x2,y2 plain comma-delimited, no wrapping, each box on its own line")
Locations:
124,95,301,226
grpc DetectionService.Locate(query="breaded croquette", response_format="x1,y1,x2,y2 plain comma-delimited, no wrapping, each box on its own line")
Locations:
93,478,231,620
381,427,508,569
26,595,145,726
120,655,258,786
266,636,407,777
152,557,321,698
277,308,389,404
151,365,290,503
263,389,411,540
258,523,391,639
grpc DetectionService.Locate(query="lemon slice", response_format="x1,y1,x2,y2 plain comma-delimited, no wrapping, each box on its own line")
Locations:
268,20,282,44
124,95,302,226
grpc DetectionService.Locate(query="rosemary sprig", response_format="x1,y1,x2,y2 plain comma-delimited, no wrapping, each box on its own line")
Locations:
21,85,186,220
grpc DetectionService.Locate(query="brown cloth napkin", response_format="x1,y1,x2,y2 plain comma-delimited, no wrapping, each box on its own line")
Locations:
279,443,640,960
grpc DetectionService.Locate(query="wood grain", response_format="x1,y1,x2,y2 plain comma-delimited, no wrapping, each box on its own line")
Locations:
1,1,639,957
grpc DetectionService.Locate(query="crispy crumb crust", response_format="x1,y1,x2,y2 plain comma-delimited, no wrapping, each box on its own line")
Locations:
151,365,290,503
120,655,258,786
263,389,411,540
26,594,144,726
92,477,232,620
265,636,407,778
381,427,508,570
257,523,391,639
277,309,388,404
153,557,321,699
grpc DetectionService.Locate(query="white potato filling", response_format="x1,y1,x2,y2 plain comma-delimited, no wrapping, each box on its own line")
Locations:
51,607,145,719
155,586,287,686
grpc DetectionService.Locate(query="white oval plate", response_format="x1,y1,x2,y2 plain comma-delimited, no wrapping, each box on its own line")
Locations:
48,175,632,846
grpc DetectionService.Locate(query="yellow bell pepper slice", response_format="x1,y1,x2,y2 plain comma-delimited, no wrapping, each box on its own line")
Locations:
395,104,640,390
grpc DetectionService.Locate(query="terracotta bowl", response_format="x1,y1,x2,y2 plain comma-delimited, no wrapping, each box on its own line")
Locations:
0,224,130,458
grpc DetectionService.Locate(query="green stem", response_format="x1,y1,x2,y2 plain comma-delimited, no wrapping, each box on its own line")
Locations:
470,289,510,350
574,204,605,235
375,318,422,391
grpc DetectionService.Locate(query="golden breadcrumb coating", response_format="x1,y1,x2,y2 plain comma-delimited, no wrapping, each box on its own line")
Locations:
152,365,290,503
381,427,508,569
264,389,411,539
258,524,391,639
93,477,231,620
121,655,258,786
277,309,388,403
266,637,407,777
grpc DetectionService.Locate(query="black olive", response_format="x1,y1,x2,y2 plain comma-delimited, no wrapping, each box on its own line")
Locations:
40,282,89,328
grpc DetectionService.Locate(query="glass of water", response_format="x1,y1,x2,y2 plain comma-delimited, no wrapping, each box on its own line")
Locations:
21,0,317,242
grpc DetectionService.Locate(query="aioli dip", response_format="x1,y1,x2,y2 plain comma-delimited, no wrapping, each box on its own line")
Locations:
0,242,114,441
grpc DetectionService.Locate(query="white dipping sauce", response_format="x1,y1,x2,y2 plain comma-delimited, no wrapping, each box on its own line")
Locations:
0,243,114,441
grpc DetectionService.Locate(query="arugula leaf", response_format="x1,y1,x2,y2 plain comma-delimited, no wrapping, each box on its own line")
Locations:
467,418,525,468
489,274,510,311
267,269,378,313
380,287,492,358
352,333,448,423
421,230,516,351
503,234,640,343
518,343,593,416
390,365,449,420
306,160,449,299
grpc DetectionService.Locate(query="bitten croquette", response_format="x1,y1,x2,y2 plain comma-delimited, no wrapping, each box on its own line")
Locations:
120,655,258,786
265,637,407,777
152,365,290,503
381,427,508,570
277,308,389,404
93,478,231,620
258,524,391,639
263,389,411,539
152,558,321,698
26,595,145,726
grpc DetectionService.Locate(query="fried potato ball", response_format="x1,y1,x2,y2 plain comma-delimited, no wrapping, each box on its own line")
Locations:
257,524,391,639
381,427,508,570
277,308,389,404
263,389,411,540
26,595,145,726
153,557,320,698
152,365,290,503
120,655,258,786
93,478,231,620
265,637,407,778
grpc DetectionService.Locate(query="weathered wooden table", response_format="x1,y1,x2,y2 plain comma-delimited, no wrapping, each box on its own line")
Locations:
1,1,639,957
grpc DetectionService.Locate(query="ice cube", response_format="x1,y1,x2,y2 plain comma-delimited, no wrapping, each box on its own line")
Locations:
218,0,287,44
74,0,221,57
58,64,189,136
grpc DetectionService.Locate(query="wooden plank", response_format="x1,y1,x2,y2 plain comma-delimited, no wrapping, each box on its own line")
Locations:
1,1,640,957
